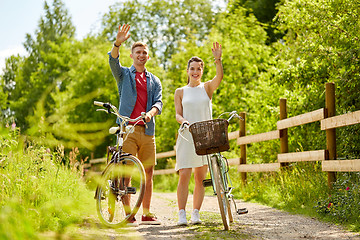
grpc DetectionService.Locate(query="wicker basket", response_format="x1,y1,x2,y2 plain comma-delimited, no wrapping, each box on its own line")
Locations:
189,119,230,155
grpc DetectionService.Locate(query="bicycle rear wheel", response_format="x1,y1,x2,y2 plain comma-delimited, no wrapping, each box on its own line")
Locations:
211,155,230,230
95,155,145,228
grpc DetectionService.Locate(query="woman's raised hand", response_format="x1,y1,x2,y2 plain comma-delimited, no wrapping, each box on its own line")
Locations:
211,42,222,60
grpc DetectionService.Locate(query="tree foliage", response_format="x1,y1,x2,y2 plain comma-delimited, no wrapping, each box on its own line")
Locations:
0,0,359,161
1,0,360,230
100,0,219,66
228,0,283,43
275,0,360,157
2,0,75,130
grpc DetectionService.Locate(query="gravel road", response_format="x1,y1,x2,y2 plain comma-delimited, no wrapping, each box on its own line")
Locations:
77,192,360,240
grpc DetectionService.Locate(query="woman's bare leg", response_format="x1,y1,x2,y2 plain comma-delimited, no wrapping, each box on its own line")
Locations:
177,168,192,210
193,165,207,210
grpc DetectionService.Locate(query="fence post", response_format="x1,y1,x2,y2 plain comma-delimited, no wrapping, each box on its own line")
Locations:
279,98,289,167
239,112,247,185
325,82,337,188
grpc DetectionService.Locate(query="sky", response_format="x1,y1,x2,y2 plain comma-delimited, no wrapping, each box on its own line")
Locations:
0,0,118,74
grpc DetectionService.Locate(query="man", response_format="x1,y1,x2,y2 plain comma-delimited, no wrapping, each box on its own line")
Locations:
108,23,162,225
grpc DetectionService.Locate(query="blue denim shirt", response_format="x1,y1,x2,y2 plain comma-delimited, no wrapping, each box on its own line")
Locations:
108,52,163,136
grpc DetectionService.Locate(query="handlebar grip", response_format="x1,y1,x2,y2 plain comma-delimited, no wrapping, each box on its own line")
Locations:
94,101,104,107
179,121,190,131
140,112,148,128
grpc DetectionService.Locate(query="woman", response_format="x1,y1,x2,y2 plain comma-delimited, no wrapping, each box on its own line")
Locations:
174,42,223,225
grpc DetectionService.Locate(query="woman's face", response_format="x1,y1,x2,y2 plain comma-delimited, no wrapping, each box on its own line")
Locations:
187,61,203,82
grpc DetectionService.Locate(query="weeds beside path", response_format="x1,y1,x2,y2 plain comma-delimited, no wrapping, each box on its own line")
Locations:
60,192,360,240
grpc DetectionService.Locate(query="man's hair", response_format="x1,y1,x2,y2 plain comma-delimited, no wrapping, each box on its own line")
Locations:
187,56,204,69
131,42,148,52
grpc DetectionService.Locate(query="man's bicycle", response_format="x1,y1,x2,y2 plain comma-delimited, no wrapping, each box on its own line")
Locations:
93,101,146,228
179,111,248,230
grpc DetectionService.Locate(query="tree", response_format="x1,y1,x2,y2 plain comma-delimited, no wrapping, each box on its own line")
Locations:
157,4,276,159
100,0,219,67
0,55,23,123
2,0,75,130
228,0,283,43
275,0,360,156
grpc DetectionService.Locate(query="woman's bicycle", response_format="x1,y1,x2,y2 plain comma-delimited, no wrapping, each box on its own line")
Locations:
179,111,248,230
93,101,146,228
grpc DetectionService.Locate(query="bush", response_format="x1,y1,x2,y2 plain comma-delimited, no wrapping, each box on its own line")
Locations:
315,173,360,231
0,127,94,239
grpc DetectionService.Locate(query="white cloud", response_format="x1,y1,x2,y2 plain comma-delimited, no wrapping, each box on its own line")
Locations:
0,45,27,75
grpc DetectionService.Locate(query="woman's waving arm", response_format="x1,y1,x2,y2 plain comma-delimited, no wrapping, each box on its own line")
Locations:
204,42,223,99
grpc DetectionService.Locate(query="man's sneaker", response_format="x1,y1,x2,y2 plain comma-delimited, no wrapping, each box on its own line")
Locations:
177,209,188,226
190,209,202,224
141,213,161,225
126,216,139,227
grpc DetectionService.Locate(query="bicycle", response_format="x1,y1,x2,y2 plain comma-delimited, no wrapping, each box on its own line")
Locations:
93,101,146,228
178,111,248,230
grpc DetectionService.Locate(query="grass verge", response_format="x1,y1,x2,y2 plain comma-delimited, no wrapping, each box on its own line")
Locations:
0,127,95,239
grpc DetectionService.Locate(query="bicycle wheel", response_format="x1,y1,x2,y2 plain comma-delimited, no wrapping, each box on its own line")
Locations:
211,154,230,230
219,157,233,223
95,154,145,227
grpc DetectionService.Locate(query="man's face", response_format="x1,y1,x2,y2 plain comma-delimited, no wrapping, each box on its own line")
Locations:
130,46,149,66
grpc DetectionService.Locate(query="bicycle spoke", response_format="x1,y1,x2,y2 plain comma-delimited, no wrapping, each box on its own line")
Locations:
96,156,145,227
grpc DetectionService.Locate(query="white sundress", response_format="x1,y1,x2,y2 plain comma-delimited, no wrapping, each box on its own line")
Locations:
175,83,212,171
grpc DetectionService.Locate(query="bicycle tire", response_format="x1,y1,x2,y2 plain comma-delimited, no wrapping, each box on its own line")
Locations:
95,154,145,228
211,155,230,230
221,157,234,223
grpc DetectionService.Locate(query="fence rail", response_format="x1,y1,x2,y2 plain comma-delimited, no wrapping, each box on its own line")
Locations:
277,150,327,163
321,110,360,130
85,83,360,186
322,159,360,172
277,108,325,129
237,130,280,145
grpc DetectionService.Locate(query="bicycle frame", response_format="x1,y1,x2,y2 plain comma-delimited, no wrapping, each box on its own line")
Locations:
180,110,247,230
206,153,232,197
94,101,146,152
93,101,146,227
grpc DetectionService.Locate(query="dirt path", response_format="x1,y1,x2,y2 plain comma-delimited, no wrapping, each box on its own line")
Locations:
78,192,360,240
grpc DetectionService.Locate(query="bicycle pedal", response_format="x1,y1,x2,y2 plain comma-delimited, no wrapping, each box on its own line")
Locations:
237,208,248,215
202,179,213,187
126,187,137,194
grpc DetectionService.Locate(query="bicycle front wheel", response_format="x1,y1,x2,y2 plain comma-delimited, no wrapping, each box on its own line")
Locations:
96,155,145,228
211,154,230,230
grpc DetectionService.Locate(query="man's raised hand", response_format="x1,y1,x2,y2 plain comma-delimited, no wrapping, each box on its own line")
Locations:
115,24,131,45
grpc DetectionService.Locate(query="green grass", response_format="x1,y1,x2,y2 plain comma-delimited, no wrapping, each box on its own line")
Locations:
2,121,358,238
0,127,95,239
229,163,360,232
184,211,253,240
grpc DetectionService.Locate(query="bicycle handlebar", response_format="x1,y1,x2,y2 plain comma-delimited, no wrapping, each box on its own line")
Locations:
178,111,242,132
218,111,244,122
94,101,147,126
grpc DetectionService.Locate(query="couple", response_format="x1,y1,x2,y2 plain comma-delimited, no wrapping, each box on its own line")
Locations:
108,24,223,226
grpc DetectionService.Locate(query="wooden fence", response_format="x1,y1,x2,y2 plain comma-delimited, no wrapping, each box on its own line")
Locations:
85,83,360,187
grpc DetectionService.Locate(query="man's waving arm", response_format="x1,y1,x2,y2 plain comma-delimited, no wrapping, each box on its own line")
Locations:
111,24,131,58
